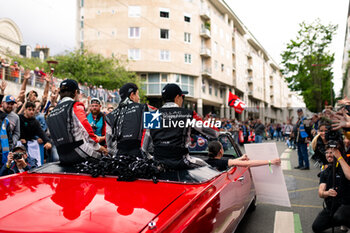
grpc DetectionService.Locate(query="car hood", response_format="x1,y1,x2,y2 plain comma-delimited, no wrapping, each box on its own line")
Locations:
0,173,190,233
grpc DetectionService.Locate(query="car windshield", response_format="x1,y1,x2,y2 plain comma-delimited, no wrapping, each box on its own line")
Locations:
189,133,240,159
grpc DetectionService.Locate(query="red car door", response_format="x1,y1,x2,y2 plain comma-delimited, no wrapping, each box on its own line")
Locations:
214,135,253,232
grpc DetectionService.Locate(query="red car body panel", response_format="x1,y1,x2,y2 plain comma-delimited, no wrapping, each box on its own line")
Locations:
0,134,255,232
0,166,254,233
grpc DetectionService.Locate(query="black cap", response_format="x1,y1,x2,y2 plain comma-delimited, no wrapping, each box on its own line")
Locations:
297,108,303,113
12,145,26,152
162,83,188,101
119,83,138,101
60,79,79,92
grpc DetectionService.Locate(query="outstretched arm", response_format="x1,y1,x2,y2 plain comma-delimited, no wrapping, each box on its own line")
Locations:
228,155,280,168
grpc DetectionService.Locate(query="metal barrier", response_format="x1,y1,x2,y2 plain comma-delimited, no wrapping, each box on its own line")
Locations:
0,67,120,104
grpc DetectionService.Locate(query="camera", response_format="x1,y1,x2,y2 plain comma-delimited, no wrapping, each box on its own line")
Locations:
91,123,97,131
13,152,23,160
325,129,343,148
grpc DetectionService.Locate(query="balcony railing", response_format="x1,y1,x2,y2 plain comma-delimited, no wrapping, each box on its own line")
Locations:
200,27,211,38
200,47,211,57
201,67,212,77
247,76,253,83
200,8,211,20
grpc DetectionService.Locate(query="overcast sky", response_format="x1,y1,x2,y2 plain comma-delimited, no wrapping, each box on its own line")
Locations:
0,0,348,95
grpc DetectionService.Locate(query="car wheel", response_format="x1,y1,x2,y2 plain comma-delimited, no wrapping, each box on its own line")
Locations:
248,195,257,212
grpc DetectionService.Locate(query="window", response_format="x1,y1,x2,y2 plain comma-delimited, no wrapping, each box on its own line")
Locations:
220,46,224,56
213,23,217,34
175,74,181,83
80,0,84,7
112,30,115,36
226,50,230,59
80,20,84,28
160,8,169,18
160,50,170,61
214,60,218,70
128,6,141,17
80,30,84,40
161,73,168,82
184,14,191,22
221,64,224,72
160,29,169,39
112,9,115,15
97,10,101,15
148,73,160,94
128,49,140,60
184,32,191,43
97,31,100,37
213,42,218,52
220,88,223,98
215,85,218,96
185,54,192,64
209,83,212,95
129,27,140,38
202,79,206,93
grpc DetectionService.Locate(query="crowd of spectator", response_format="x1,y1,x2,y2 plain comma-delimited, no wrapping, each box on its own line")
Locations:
0,59,120,104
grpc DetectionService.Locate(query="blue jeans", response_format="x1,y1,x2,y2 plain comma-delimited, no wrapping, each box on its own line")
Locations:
297,142,309,168
255,135,263,143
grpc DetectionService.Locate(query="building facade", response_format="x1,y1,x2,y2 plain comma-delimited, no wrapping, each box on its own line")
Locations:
0,18,23,57
342,2,350,98
77,0,305,122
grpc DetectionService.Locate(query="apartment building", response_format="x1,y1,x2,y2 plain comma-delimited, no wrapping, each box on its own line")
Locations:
77,0,305,122
342,2,350,98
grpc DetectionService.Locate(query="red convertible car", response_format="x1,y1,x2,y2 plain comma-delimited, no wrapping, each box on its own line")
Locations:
0,133,256,233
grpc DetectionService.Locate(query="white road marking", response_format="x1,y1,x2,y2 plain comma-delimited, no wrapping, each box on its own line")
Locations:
273,211,295,233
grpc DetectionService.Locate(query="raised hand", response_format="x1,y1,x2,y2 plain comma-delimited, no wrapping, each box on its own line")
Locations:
0,80,7,94
23,69,31,80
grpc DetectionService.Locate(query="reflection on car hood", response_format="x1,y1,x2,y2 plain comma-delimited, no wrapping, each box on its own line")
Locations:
0,173,193,233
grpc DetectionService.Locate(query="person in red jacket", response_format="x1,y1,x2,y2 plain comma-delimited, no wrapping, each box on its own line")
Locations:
47,79,108,165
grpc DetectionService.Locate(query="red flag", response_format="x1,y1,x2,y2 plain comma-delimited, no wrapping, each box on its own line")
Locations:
228,92,246,114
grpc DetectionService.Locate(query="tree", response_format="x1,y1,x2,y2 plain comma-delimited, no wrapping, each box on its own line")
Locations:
8,50,147,101
280,19,337,112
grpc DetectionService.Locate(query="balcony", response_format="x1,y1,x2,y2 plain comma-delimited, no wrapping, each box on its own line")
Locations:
200,47,211,57
232,64,236,71
201,67,212,77
247,64,253,71
247,91,253,96
232,48,235,55
247,51,252,58
247,76,253,83
200,8,211,20
200,27,211,38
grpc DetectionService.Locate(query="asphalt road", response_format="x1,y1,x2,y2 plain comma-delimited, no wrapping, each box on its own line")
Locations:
235,140,346,233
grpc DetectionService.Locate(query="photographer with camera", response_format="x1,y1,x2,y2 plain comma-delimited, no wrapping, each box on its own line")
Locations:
312,145,344,232
0,145,37,176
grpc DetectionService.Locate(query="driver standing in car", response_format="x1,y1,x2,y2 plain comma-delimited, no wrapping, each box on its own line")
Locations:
47,79,107,165
143,83,218,170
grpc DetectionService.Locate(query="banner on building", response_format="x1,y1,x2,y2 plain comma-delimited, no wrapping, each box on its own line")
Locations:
228,92,246,113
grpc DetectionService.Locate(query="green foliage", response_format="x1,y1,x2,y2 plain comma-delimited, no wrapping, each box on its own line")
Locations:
53,50,138,91
280,19,337,112
9,50,140,92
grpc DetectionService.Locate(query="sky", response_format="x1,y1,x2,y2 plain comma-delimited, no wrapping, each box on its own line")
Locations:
0,0,348,95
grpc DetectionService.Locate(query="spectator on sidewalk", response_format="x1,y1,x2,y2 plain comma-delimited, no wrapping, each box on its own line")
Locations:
0,94,20,147
294,108,311,170
10,61,20,83
87,98,106,146
19,102,52,166
254,119,265,143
